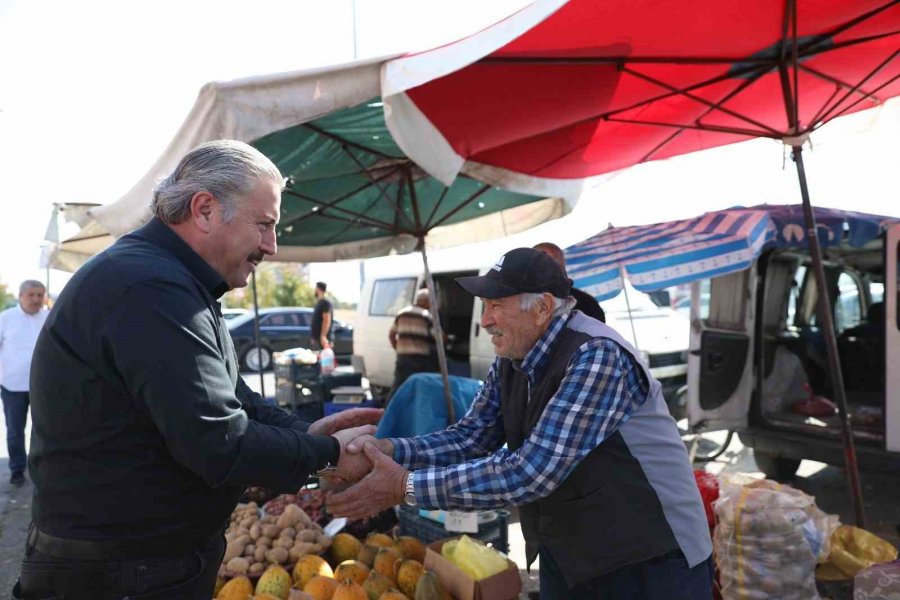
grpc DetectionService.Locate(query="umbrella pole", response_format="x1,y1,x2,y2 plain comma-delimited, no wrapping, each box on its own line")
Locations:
619,265,640,351
418,239,456,424
251,270,266,399
791,144,866,528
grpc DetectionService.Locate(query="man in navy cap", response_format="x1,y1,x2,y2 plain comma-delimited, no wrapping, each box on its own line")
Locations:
327,247,712,600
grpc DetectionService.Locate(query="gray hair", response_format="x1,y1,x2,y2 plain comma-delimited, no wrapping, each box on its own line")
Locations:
519,292,576,317
19,280,45,295
152,140,283,225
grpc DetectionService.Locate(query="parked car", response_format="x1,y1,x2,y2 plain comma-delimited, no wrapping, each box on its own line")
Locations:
228,307,353,372
222,308,250,321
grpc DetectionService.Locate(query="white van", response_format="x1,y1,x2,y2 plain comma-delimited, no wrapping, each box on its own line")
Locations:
686,224,900,478
354,259,690,407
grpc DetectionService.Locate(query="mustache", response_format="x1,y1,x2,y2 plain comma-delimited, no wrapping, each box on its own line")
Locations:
247,251,265,263
485,326,502,337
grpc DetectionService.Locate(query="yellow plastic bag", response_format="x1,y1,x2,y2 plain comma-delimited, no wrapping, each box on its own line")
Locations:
441,535,509,580
816,525,898,579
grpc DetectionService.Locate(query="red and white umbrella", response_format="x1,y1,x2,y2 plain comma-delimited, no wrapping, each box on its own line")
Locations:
380,0,900,527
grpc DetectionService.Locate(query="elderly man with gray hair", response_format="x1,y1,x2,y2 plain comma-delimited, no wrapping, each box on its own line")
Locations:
15,140,381,600
0,280,47,487
327,247,713,600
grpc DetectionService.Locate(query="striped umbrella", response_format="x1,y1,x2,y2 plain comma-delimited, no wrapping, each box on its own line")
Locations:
566,205,896,300
567,209,771,300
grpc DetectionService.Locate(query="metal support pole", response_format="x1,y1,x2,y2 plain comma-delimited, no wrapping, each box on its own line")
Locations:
418,238,456,424
791,144,866,528
251,270,266,399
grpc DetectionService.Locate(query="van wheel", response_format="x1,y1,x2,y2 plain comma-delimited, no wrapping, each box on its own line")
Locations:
753,449,801,480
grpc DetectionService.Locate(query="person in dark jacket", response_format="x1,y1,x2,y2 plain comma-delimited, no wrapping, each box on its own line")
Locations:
327,248,712,600
533,242,605,322
15,140,381,600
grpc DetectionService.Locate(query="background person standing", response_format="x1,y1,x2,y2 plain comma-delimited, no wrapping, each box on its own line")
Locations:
310,281,333,350
388,288,440,400
0,280,48,486
534,242,606,322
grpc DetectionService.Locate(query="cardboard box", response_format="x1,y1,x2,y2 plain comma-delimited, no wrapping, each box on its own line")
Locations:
424,537,522,600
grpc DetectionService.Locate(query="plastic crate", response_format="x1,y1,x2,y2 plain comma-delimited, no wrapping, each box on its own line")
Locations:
275,380,324,408
320,372,363,401
274,360,320,382
395,505,509,554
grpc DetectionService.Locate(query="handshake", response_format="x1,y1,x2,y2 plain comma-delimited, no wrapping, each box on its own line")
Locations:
321,425,410,521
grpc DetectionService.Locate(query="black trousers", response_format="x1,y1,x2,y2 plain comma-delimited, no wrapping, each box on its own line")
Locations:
13,529,225,600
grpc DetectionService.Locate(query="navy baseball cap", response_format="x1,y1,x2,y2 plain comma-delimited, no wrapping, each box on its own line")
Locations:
455,248,572,299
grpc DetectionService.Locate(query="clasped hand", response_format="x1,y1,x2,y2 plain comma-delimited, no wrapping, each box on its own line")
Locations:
324,436,408,520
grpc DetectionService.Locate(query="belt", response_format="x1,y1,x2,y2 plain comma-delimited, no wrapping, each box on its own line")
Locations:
26,523,203,561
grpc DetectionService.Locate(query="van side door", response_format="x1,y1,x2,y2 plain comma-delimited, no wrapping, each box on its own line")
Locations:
687,267,756,432
886,224,900,452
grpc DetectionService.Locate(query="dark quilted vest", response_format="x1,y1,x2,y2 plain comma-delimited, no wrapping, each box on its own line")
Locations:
499,323,679,588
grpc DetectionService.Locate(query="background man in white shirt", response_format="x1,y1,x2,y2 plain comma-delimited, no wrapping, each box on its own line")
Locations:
0,280,48,485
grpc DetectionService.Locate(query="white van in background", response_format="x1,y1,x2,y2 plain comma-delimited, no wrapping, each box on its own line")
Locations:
354,261,690,409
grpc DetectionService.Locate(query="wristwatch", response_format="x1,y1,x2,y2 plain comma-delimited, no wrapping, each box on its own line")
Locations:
404,472,417,507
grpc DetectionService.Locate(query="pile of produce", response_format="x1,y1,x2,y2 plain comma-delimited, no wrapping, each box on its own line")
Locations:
240,486,280,505
215,531,449,600
220,502,332,577
264,487,327,524
713,474,838,600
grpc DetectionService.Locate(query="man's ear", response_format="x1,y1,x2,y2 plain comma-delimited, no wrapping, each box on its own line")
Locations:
188,191,216,233
537,292,556,324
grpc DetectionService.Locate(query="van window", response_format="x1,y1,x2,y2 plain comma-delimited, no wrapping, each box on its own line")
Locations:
835,272,863,332
786,265,807,327
707,270,747,330
369,278,417,316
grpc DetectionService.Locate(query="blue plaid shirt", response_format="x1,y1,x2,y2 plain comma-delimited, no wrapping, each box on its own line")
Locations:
390,313,650,510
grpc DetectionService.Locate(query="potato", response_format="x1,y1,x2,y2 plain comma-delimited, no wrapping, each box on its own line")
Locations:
262,524,281,539
265,547,289,564
274,537,293,550
292,542,316,556
226,557,249,574
223,539,245,562
243,544,256,557
257,536,272,548
280,527,297,539
274,513,293,529
297,529,317,543
254,546,268,563
248,562,265,575
249,522,261,541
